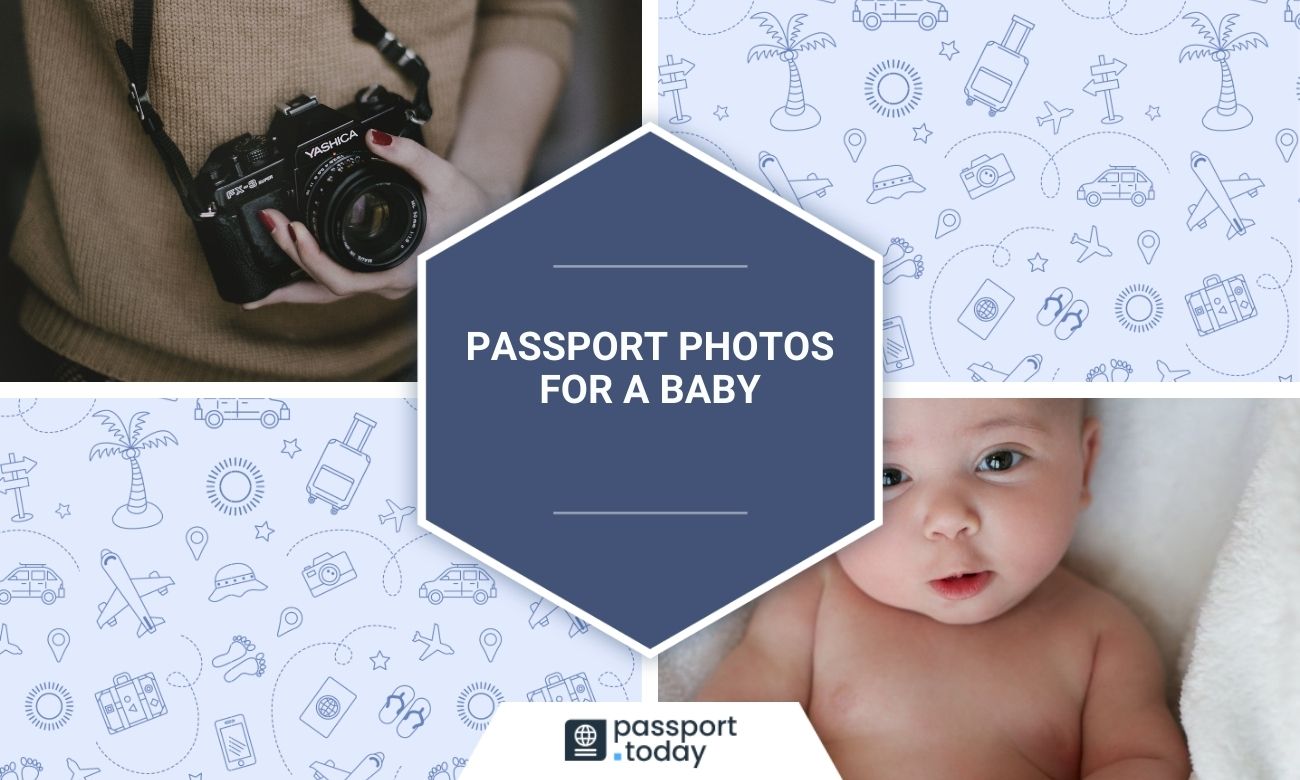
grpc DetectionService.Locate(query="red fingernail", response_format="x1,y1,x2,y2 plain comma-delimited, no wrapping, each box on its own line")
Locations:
371,129,393,146
257,210,276,232
287,224,298,242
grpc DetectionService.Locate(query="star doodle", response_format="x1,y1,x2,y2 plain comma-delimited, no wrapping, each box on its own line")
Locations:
939,41,959,61
912,123,933,143
370,650,390,670
55,503,71,519
254,521,275,542
713,105,729,121
1280,375,1293,382
1146,105,1161,121
1027,253,1049,272
281,438,301,458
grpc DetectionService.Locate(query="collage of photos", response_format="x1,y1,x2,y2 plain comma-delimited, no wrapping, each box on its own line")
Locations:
1,1,1297,778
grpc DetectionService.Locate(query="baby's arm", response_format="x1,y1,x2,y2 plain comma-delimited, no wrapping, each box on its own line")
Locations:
694,564,824,707
1079,600,1191,779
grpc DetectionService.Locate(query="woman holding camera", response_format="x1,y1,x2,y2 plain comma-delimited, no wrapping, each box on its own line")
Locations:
8,0,573,380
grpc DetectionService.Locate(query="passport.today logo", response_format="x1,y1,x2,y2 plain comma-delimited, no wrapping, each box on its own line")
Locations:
564,717,739,768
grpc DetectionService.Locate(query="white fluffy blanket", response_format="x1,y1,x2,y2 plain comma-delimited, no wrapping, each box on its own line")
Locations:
660,400,1285,779
1180,400,1300,779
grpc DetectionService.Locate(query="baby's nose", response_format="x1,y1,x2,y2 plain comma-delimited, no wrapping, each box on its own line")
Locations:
921,492,981,540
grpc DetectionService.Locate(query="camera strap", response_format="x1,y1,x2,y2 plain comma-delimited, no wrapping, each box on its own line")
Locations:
114,0,205,218
115,0,434,219
349,0,433,125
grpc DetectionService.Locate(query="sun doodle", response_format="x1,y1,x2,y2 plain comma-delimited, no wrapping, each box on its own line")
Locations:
456,681,504,731
1114,283,1164,333
206,457,266,516
25,681,75,731
864,59,924,118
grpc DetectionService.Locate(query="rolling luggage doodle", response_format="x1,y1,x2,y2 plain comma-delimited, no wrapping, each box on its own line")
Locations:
965,15,1034,116
307,413,377,514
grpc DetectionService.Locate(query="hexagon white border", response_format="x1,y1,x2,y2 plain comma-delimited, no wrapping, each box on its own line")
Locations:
416,123,883,656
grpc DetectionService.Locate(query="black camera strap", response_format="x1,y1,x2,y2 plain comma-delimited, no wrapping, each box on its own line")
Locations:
115,0,434,219
348,0,433,125
114,0,204,218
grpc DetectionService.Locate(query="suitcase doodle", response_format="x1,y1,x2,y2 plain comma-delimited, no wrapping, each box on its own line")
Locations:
97,671,167,734
965,15,1034,116
307,413,376,514
1185,274,1256,336
527,672,596,702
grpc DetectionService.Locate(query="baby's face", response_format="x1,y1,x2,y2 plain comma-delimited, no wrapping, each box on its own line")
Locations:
839,399,1099,625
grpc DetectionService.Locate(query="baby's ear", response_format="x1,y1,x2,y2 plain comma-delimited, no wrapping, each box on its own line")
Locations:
1078,417,1102,508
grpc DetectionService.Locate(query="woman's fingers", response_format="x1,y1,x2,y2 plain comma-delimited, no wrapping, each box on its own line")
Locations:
243,214,417,308
258,208,302,267
365,128,457,193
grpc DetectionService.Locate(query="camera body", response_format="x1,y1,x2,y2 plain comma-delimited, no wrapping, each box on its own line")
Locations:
302,550,357,598
960,153,1015,199
194,86,427,303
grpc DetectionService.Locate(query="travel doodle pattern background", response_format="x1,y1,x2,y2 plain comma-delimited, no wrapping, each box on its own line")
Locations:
0,399,638,779
659,0,1299,381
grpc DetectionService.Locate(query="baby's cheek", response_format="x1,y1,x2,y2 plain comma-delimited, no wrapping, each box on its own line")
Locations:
837,541,905,600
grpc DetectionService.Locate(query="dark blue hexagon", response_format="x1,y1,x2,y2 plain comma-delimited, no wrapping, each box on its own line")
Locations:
420,127,878,654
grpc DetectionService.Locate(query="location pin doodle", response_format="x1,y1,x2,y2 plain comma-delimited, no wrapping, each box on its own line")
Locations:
47,628,70,663
278,607,304,637
185,526,208,561
479,628,502,663
843,128,866,163
1137,230,1160,265
1277,129,1297,163
934,208,962,239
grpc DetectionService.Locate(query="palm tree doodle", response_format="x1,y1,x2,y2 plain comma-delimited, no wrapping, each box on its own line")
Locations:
747,12,836,132
88,410,178,529
1178,12,1267,132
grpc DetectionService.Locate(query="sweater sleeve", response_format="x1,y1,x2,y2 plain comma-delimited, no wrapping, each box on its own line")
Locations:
474,0,576,74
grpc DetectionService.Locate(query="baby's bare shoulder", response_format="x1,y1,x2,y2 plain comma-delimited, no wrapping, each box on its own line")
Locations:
1040,566,1152,643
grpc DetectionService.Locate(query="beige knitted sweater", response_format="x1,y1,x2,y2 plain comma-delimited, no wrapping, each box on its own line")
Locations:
14,0,573,380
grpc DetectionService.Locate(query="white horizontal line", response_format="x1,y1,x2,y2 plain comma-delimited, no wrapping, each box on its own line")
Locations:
551,264,748,269
552,511,748,516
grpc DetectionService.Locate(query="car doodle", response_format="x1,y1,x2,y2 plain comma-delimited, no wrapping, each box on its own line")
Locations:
420,564,499,605
853,0,950,31
1077,166,1155,207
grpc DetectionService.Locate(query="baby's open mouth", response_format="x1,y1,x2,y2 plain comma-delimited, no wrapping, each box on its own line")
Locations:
928,571,992,600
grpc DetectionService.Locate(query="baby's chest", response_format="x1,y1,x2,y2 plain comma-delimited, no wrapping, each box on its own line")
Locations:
809,619,1087,776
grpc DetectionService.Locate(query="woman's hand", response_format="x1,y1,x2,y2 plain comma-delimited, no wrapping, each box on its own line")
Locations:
244,129,495,309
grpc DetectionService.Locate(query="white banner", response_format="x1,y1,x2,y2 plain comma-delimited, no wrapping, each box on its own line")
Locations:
461,702,841,778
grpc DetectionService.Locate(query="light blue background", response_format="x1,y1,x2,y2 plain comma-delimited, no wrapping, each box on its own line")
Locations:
661,0,1299,381
0,398,638,778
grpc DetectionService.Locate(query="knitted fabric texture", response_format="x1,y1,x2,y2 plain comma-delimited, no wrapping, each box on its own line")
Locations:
13,0,573,380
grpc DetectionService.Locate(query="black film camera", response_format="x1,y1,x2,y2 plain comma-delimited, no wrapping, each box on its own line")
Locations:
193,86,427,303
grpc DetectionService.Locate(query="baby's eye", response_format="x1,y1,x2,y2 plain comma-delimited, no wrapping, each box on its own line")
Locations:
883,467,909,487
976,450,1023,472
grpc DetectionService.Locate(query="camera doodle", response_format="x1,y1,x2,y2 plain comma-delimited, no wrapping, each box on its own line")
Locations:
0,398,640,775
661,0,1298,380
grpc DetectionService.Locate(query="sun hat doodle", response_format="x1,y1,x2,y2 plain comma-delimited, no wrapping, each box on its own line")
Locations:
866,164,925,204
209,562,268,602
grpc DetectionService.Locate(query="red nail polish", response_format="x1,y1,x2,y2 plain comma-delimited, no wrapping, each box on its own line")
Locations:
257,210,276,232
371,129,393,147
287,224,298,242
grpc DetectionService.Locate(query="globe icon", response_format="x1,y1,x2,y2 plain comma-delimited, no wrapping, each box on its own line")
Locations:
317,695,342,720
573,723,599,747
973,297,999,321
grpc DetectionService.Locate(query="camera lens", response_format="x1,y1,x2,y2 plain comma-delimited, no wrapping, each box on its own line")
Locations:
303,153,426,272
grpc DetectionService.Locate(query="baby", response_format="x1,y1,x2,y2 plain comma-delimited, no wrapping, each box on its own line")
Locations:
697,399,1190,779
